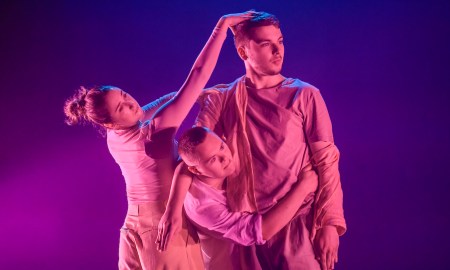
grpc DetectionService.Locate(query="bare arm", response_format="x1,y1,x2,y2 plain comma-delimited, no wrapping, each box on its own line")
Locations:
152,12,255,133
156,162,193,251
262,164,318,240
179,164,318,247
165,162,193,213
158,164,318,249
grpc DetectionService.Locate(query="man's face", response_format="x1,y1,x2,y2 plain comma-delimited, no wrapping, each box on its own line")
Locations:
243,25,284,76
188,132,235,179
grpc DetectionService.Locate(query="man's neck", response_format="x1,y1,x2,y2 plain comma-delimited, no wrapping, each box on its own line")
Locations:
196,175,226,190
245,72,285,89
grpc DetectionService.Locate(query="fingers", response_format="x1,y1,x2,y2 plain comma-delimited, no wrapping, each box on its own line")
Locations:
332,248,338,269
331,251,335,269
223,10,256,29
156,225,161,249
324,249,340,269
157,221,170,251
332,241,339,268
237,10,256,17
326,250,333,270
230,25,237,36
156,227,161,245
156,223,165,251
317,249,338,270
156,222,177,252
163,223,179,251
327,248,340,269
163,225,172,251
316,248,327,270
162,225,171,251
319,256,327,270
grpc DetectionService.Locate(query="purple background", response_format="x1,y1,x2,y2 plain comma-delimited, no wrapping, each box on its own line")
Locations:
1,0,449,269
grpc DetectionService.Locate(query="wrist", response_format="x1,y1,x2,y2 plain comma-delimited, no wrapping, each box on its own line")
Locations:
166,201,184,212
216,17,230,31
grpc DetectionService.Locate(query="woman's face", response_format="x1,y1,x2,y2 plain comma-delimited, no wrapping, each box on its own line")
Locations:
103,88,143,129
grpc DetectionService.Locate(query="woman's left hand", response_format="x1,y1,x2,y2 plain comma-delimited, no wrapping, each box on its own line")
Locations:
156,207,183,251
219,10,256,34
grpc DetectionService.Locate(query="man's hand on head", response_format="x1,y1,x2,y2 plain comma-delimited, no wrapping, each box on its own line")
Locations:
314,225,339,270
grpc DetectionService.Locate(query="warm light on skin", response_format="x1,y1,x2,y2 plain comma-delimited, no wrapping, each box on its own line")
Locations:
182,132,236,186
240,25,284,76
103,88,144,129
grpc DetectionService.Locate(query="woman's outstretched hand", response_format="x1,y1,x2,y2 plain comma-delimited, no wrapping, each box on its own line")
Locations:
219,10,257,35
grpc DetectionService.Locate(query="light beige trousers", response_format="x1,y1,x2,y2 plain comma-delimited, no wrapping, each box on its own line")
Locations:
118,201,203,270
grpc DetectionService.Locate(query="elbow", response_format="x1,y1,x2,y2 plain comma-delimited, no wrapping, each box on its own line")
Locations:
189,66,203,77
261,217,277,241
188,66,209,82
312,144,340,166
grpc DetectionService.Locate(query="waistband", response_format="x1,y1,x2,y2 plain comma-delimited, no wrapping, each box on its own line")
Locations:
127,201,167,216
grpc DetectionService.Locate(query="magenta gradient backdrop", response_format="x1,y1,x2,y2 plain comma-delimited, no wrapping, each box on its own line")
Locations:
1,1,449,269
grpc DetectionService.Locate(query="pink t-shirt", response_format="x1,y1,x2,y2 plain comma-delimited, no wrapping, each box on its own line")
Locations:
107,93,177,204
184,177,265,270
197,78,332,211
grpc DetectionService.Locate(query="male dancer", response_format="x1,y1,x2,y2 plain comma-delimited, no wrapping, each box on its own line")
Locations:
158,11,346,270
194,11,346,270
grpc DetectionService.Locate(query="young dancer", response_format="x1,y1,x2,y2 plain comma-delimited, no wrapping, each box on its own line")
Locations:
158,11,346,270
64,11,255,269
176,126,318,270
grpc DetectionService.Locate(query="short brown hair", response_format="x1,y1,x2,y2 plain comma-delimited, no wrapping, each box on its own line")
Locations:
178,126,210,164
234,11,280,47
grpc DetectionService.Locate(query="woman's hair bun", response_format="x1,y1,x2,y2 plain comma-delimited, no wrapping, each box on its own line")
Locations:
64,86,89,125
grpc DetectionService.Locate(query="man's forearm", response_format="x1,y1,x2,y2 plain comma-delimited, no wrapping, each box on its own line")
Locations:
310,141,346,237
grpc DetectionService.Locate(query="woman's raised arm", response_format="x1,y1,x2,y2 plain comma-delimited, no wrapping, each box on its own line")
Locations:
151,11,255,132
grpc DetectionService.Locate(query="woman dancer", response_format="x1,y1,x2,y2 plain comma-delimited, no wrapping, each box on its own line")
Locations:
64,11,254,270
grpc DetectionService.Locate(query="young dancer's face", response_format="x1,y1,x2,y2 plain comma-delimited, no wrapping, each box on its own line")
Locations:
103,88,143,129
243,25,284,76
189,132,235,179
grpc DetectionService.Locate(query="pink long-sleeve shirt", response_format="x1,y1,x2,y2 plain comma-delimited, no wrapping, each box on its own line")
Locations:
184,177,265,270
196,76,346,238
